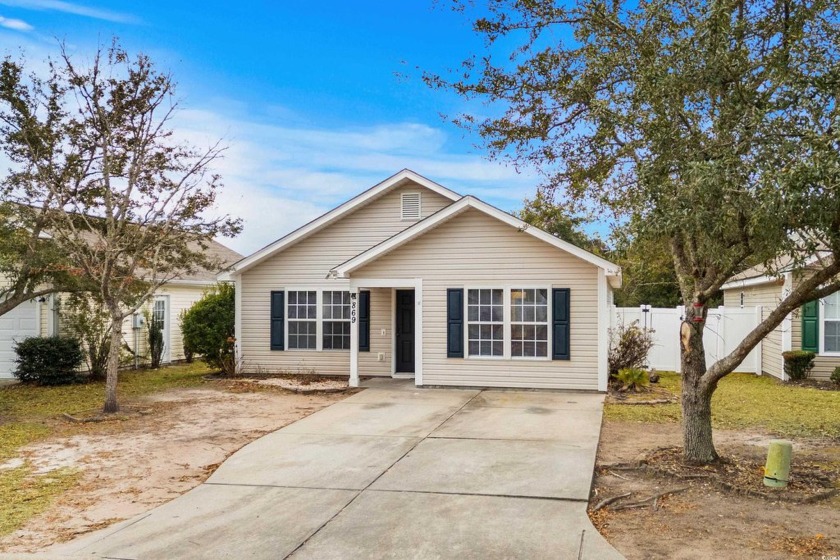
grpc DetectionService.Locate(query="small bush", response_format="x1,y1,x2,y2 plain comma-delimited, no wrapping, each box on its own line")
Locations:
61,293,112,381
608,319,654,378
616,367,650,391
147,311,164,369
782,350,816,381
181,283,235,374
14,337,84,386
830,367,840,385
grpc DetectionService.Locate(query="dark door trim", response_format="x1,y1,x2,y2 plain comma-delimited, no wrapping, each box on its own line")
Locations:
394,289,415,374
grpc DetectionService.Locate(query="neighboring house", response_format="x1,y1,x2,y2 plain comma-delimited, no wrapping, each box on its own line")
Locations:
224,169,622,391
0,240,242,379
721,257,837,381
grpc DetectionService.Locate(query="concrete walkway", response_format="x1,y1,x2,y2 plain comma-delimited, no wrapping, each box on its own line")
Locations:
45,379,623,559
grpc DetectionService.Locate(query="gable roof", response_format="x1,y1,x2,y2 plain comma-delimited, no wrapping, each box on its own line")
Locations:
720,252,831,291
227,169,462,276
330,195,622,288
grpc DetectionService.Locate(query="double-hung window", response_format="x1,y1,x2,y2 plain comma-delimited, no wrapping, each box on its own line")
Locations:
323,291,351,350
823,292,840,353
467,289,504,357
287,290,317,349
511,288,549,358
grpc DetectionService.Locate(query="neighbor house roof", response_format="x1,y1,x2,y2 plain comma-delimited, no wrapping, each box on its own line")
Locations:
720,252,833,291
225,169,462,276
329,195,623,288
176,239,243,284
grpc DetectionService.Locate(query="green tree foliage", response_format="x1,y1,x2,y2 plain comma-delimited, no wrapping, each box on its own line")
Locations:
61,293,113,381
0,41,241,412
180,283,235,374
517,191,606,255
429,0,840,462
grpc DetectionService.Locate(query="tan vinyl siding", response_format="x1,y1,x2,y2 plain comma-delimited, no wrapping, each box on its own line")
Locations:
239,183,453,375
353,208,601,391
358,288,392,377
790,274,840,380
50,284,209,368
723,282,785,378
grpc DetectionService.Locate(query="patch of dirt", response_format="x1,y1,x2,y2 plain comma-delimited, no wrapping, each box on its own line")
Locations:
606,384,678,404
234,375,349,393
0,383,349,553
787,378,840,391
591,420,840,559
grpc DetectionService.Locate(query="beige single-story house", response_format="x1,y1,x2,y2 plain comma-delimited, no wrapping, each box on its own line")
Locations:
721,258,838,381
224,169,622,391
0,240,241,378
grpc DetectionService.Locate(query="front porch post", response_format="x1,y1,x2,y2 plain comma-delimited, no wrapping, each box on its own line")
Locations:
349,286,360,387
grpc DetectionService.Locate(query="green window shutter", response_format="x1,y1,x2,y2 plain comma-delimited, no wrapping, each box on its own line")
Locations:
801,300,819,352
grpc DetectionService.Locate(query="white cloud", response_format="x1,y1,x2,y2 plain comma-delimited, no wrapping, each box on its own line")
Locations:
171,107,540,255
0,14,32,30
0,0,137,23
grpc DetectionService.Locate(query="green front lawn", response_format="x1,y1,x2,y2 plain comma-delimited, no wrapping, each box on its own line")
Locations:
605,371,840,439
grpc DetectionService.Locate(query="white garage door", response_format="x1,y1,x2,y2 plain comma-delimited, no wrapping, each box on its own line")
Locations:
0,300,38,379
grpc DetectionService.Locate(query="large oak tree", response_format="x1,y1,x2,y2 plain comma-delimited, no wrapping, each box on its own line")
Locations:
428,0,840,462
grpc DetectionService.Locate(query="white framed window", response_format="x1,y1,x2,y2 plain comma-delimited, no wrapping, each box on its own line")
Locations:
287,290,317,349
323,291,351,350
822,292,840,353
467,288,504,357
510,288,549,358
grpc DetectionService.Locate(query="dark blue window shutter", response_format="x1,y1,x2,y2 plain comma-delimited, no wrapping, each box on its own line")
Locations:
447,289,464,358
270,291,285,351
552,288,570,360
359,291,370,352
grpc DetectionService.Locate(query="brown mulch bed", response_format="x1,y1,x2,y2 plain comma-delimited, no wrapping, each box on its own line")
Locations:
786,378,840,391
598,446,840,505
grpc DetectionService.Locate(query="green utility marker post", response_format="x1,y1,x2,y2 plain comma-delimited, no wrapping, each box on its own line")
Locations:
764,439,792,488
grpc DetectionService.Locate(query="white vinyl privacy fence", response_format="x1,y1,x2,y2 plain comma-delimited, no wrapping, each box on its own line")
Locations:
611,306,762,373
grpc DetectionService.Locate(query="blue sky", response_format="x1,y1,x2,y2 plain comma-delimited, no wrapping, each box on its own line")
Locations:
0,1,546,254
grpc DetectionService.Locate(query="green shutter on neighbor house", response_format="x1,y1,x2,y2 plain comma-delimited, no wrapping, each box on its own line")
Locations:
447,289,464,358
358,291,370,352
801,299,819,352
270,291,285,351
552,288,571,360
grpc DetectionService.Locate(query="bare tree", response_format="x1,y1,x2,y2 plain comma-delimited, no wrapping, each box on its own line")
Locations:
2,41,241,412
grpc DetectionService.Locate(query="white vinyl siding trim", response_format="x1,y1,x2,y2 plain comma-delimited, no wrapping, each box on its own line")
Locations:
353,208,600,390
401,192,421,220
238,183,453,376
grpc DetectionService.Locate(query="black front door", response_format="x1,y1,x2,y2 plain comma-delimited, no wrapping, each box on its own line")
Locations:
395,290,415,374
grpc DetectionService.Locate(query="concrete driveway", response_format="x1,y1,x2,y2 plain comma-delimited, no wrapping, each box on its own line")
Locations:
49,379,623,559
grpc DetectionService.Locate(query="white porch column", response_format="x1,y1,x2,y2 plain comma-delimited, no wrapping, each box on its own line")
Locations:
349,286,360,387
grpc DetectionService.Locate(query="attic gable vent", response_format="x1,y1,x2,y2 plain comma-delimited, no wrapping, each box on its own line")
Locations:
401,192,421,220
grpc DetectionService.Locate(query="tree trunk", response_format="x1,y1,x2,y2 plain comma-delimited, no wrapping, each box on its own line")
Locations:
103,316,123,413
680,304,719,463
